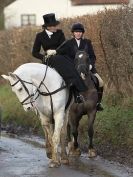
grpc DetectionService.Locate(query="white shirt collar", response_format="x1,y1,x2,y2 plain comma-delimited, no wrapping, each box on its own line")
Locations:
45,29,53,38
75,38,80,47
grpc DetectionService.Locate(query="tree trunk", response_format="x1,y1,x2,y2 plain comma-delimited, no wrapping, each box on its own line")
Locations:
0,0,16,7
0,7,4,30
0,0,16,29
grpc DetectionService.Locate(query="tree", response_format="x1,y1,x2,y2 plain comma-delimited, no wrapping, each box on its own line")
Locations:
0,0,16,29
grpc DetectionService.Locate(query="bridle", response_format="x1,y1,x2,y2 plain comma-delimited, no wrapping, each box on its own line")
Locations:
10,66,66,121
10,75,37,107
75,51,90,75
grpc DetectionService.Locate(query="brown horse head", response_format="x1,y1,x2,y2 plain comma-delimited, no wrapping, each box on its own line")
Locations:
74,50,91,80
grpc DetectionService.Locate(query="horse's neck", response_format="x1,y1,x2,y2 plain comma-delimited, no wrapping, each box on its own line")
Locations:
19,64,63,90
85,73,95,90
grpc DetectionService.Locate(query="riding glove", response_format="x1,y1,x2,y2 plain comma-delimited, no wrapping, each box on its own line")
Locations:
47,49,56,56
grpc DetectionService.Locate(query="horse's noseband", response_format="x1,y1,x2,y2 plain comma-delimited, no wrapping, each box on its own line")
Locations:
10,75,35,106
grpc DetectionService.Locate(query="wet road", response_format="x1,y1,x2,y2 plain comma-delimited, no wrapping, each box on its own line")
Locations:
0,135,132,177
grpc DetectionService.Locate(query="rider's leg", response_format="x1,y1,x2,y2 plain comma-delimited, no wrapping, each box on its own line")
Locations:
93,73,104,111
48,55,87,103
70,85,85,104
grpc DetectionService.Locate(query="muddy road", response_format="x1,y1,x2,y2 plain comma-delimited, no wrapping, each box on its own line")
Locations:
0,135,132,177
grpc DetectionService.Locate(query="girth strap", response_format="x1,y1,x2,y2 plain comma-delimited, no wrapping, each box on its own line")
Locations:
36,61,67,123
37,85,66,96
38,84,67,124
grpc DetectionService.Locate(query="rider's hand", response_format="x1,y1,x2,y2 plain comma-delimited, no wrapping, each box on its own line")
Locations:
47,49,56,56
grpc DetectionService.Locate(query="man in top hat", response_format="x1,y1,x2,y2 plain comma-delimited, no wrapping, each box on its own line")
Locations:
32,13,65,60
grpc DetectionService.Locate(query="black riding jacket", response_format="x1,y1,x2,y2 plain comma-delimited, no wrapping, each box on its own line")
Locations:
32,29,65,60
57,38,97,73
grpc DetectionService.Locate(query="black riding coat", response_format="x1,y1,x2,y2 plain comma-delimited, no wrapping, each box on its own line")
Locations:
57,38,97,73
32,30,87,92
32,29,65,60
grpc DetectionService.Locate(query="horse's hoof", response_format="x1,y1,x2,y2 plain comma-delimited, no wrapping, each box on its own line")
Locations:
61,158,69,165
88,149,97,158
46,150,52,159
68,142,74,150
49,161,61,168
46,153,52,159
69,148,81,157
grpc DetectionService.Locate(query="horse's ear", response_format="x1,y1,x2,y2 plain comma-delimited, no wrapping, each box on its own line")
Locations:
1,74,9,80
8,72,17,80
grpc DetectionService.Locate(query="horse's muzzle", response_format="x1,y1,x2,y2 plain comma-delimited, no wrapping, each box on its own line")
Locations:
27,107,31,111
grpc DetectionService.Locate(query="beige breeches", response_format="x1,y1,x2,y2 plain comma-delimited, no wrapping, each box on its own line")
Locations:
94,73,104,87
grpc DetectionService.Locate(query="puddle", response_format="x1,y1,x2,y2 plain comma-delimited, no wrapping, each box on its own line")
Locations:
0,133,132,177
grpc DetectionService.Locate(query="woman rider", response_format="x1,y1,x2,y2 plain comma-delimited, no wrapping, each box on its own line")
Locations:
57,23,104,111
32,13,87,103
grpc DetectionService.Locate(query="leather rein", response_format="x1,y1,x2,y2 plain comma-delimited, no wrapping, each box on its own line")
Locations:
10,65,66,121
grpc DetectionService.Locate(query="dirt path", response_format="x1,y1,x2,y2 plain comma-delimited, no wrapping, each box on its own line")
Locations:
0,135,132,177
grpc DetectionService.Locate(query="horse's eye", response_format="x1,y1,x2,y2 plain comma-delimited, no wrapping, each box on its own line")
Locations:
18,87,23,92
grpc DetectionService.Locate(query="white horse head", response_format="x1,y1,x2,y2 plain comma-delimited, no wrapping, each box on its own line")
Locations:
2,72,35,111
2,63,70,167
2,63,68,112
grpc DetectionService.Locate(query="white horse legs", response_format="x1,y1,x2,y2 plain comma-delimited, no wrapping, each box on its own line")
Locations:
50,110,65,167
40,110,65,168
60,110,69,164
40,118,53,159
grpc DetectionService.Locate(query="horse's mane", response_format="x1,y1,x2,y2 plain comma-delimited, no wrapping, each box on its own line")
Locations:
14,63,51,74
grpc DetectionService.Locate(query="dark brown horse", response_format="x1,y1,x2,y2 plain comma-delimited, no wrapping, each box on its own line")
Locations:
68,50,98,158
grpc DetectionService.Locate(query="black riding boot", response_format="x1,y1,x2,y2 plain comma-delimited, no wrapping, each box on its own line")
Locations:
97,87,104,111
71,86,84,104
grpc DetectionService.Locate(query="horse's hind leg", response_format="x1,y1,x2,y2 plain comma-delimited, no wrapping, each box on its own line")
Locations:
87,110,97,158
67,123,71,142
68,115,81,157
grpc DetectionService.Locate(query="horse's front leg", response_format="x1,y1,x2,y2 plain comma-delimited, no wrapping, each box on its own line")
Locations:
68,113,81,157
60,110,69,165
40,117,53,159
87,110,97,158
49,110,65,168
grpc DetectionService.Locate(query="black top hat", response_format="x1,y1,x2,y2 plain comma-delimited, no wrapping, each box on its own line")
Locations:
42,13,60,27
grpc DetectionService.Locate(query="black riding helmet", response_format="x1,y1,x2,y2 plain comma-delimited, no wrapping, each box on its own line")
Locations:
71,23,85,33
